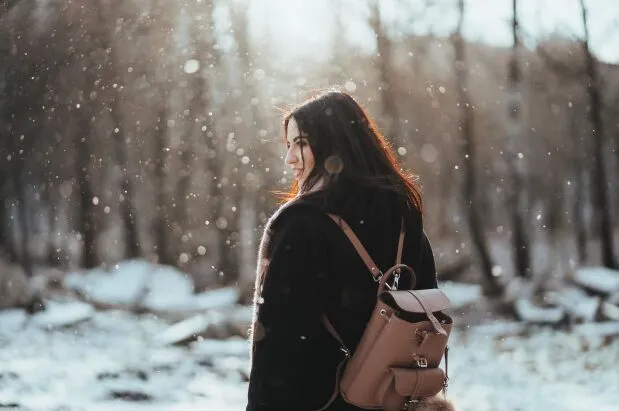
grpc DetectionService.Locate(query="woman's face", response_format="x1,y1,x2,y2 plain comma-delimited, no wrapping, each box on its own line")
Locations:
285,116,315,188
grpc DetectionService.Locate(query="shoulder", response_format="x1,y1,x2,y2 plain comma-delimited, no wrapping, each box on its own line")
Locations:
268,201,333,235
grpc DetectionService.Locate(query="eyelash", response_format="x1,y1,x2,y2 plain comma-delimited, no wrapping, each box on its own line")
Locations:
287,141,307,149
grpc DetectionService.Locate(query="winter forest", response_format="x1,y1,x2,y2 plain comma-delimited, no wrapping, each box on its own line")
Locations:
1,0,618,410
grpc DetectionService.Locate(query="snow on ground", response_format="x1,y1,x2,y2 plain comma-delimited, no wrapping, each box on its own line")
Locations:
1,306,618,411
0,307,248,411
1,262,618,411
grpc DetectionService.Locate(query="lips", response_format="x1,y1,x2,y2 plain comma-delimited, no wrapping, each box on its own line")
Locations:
293,169,303,178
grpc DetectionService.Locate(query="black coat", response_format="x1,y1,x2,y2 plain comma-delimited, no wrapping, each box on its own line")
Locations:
246,186,438,411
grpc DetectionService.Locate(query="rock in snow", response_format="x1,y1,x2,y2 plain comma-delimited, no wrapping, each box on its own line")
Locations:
439,281,482,309
514,298,565,324
572,267,619,296
64,260,156,307
547,286,601,323
63,260,239,320
154,313,215,346
31,300,94,329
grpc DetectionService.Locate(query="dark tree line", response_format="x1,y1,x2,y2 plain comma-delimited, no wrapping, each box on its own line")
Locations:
0,0,617,301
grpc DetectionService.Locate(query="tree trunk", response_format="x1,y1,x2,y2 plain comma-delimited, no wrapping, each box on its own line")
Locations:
110,108,141,260
175,149,191,230
452,0,501,295
579,0,616,268
200,0,225,278
507,0,532,278
14,163,32,276
44,181,62,267
0,176,15,261
230,3,260,299
574,163,588,264
76,109,97,268
216,190,238,284
91,0,140,260
438,165,451,238
370,1,400,143
571,116,588,264
239,190,257,302
154,108,171,265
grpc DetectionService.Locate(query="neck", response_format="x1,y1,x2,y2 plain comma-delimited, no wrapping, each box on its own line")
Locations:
298,176,326,196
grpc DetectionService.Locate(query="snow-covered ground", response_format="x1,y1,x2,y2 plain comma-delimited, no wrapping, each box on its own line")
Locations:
0,307,248,411
2,307,618,411
1,260,618,411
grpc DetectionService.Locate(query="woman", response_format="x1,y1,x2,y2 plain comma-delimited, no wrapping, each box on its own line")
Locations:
246,90,439,411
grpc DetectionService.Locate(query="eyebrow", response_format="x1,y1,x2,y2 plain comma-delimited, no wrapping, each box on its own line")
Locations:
288,135,307,144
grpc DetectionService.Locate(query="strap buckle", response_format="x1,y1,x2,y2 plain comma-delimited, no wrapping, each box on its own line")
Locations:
412,354,428,368
402,398,419,411
393,272,400,289
379,272,400,290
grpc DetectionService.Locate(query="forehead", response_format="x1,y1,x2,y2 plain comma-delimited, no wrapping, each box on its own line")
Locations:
286,116,301,141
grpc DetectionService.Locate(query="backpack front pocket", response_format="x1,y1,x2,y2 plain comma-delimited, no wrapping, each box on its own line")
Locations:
376,367,446,409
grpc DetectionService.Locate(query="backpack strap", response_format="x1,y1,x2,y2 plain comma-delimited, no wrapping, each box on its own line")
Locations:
396,219,405,265
327,214,383,279
313,315,350,411
316,214,418,411
327,214,405,283
406,290,448,336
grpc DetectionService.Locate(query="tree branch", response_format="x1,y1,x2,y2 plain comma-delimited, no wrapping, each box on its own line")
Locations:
536,45,585,78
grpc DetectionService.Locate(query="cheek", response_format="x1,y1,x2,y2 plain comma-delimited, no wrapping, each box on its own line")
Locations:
303,148,315,169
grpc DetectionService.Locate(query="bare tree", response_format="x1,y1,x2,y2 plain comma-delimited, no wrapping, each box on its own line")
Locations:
230,0,263,299
153,107,172,265
75,96,98,268
192,0,227,280
570,113,588,263
451,0,500,294
369,0,400,143
535,41,592,265
0,3,56,274
506,0,532,279
578,0,616,268
111,108,141,259
89,0,141,260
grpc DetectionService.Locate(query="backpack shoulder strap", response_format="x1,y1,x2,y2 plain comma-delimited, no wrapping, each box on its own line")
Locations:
326,214,405,282
396,219,405,265
327,214,382,280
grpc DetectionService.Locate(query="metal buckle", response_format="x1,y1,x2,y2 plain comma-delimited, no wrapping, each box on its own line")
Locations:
378,272,400,290
374,271,384,283
402,398,419,410
412,354,428,368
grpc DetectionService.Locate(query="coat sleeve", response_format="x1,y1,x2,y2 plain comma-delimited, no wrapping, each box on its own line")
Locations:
246,212,329,411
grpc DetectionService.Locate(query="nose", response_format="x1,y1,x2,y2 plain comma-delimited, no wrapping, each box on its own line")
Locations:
285,146,297,166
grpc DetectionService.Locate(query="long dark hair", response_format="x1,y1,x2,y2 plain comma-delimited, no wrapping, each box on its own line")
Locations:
280,90,423,213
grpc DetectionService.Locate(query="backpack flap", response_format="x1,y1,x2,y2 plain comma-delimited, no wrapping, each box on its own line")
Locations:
380,289,451,335
381,289,450,313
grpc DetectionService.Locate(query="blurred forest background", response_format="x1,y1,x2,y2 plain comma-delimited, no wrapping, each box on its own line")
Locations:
1,0,618,309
